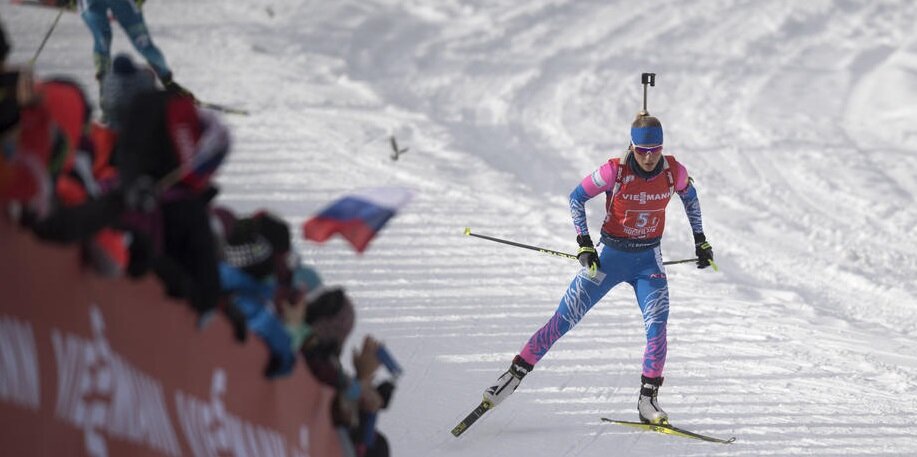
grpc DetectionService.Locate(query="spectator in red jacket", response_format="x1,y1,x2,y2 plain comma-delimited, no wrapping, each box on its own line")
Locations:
115,84,230,316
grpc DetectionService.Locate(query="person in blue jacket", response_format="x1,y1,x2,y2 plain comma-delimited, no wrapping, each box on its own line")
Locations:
220,212,296,378
76,0,191,97
220,261,295,378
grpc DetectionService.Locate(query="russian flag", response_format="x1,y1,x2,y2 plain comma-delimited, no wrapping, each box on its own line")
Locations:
302,187,414,253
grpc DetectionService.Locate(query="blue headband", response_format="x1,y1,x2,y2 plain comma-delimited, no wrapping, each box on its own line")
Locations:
631,126,663,145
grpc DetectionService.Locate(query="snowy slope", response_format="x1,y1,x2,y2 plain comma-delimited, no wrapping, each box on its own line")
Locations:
4,0,917,455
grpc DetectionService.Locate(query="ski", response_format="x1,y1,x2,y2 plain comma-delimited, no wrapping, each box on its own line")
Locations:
451,401,492,437
601,418,736,444
196,100,250,116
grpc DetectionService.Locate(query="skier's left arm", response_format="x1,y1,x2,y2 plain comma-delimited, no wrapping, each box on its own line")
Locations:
673,161,716,269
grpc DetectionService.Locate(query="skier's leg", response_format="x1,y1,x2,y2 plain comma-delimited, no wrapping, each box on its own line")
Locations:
80,3,114,81
632,246,670,424
632,247,670,378
108,0,172,82
483,246,627,407
518,245,627,365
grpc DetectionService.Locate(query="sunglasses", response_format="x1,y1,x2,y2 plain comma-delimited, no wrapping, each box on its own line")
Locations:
632,144,663,156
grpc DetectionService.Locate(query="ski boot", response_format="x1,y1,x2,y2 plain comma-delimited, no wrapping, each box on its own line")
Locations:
483,355,533,408
637,375,668,424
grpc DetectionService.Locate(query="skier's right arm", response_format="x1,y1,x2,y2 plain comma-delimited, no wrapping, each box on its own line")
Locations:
569,161,617,236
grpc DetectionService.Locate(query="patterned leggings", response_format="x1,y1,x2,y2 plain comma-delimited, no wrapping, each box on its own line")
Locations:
518,245,670,378
80,0,171,80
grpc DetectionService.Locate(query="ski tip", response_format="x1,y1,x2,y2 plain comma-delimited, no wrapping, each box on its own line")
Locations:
450,424,467,437
451,401,493,438
463,227,471,236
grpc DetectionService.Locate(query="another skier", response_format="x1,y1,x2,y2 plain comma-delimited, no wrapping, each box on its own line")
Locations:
482,111,715,425
76,0,192,99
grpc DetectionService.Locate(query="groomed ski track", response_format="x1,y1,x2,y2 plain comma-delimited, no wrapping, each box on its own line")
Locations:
4,0,917,455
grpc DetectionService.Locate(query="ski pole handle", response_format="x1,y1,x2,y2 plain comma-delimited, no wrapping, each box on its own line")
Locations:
463,228,696,266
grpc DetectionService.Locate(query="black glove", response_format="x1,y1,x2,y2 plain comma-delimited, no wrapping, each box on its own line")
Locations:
576,234,600,277
376,380,396,409
694,232,714,269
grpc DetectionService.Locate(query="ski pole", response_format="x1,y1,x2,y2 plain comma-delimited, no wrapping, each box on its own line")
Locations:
464,227,578,260
464,228,697,266
30,7,65,65
640,72,656,114
196,100,250,116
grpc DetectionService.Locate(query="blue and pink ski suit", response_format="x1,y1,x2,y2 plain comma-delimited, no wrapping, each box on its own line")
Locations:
77,0,172,81
518,152,705,378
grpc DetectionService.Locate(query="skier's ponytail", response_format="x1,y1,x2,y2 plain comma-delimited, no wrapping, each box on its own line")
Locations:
631,112,662,134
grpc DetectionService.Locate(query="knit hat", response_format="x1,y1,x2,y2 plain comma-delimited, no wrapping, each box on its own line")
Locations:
101,53,155,131
306,287,355,350
112,54,136,75
224,212,292,279
253,211,291,255
224,218,275,279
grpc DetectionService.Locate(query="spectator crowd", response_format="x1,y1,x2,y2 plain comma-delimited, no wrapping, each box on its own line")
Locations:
0,18,392,457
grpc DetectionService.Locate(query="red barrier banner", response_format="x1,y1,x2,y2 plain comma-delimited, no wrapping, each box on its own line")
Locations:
0,219,343,457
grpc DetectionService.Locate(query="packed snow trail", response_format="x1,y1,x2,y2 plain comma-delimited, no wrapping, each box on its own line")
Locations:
4,0,916,455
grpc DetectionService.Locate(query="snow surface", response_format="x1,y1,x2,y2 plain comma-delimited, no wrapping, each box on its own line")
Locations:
4,0,917,455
